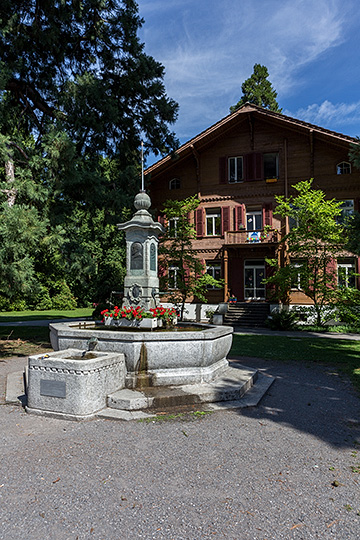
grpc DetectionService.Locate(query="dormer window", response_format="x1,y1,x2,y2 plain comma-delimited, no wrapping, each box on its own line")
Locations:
337,161,351,175
169,177,181,190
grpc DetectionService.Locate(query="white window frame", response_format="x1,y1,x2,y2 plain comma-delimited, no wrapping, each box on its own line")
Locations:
168,266,179,289
168,217,179,237
206,208,221,236
337,260,356,288
291,261,305,290
246,210,262,231
228,156,243,183
337,162,351,175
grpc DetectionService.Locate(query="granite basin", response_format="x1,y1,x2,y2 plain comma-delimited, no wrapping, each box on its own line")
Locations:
49,322,233,388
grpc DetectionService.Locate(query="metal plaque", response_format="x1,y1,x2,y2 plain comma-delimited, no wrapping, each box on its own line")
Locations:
130,242,143,270
40,379,66,398
150,243,156,271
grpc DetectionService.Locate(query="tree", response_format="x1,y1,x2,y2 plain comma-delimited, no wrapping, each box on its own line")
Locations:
264,180,345,326
0,1,179,309
230,63,282,113
159,197,223,320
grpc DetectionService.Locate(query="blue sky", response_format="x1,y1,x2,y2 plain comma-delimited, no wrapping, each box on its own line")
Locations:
137,0,360,163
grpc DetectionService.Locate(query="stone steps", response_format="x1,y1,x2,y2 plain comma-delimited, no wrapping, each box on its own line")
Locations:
97,371,275,421
224,302,270,328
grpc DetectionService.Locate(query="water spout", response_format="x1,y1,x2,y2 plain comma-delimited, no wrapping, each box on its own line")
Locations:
81,336,98,358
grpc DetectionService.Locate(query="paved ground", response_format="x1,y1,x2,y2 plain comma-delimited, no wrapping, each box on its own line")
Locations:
1,347,360,539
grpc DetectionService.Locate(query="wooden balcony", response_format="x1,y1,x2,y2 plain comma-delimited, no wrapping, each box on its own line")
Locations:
224,229,280,246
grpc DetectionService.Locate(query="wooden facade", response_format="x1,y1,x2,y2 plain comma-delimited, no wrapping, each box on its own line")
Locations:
146,103,360,305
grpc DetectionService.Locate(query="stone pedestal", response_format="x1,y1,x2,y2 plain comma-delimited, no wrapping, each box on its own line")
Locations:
118,191,164,311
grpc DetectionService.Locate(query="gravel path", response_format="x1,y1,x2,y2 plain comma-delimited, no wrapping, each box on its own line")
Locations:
1,355,360,540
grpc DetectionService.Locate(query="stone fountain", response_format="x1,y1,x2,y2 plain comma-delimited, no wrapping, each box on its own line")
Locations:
26,178,271,420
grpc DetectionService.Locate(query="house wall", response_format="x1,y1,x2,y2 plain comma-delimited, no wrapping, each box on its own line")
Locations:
148,109,360,305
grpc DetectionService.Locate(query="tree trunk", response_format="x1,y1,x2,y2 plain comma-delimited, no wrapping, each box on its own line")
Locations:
3,159,17,207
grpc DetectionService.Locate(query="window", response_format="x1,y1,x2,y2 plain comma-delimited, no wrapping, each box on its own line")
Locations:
206,208,221,236
337,199,354,223
206,262,222,289
168,266,179,289
291,260,307,290
228,156,243,183
246,209,262,231
168,217,179,237
169,177,181,190
264,153,279,179
289,204,300,230
337,162,351,175
338,260,356,288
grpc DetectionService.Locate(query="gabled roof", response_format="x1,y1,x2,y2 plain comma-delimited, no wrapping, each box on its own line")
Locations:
145,103,358,177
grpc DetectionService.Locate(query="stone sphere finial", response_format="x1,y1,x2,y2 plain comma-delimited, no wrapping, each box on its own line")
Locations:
134,191,151,211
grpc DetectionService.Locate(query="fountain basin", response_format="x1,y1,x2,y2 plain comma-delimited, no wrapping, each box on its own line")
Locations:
26,349,126,419
49,322,233,387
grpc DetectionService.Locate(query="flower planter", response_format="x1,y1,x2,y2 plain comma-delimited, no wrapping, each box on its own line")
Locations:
139,318,158,329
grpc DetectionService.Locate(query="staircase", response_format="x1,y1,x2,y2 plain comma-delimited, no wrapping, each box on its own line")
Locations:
224,302,270,328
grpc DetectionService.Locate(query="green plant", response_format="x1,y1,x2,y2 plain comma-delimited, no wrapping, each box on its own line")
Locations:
205,309,215,323
332,288,360,325
266,309,298,330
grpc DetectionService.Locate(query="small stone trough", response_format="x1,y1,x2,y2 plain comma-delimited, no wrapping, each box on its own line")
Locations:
26,349,126,420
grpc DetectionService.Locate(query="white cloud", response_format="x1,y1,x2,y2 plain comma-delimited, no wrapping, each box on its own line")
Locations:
137,0,358,139
290,100,360,130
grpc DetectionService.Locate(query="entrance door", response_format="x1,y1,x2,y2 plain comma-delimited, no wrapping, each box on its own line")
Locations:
244,261,265,299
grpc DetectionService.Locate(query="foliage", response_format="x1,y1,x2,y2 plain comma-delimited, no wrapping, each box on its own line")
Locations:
266,309,298,330
349,136,360,170
264,180,345,326
158,196,223,320
344,211,360,256
0,1,179,309
230,64,282,113
331,287,360,325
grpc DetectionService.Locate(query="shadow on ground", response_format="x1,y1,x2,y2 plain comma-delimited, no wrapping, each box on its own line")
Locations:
227,356,360,450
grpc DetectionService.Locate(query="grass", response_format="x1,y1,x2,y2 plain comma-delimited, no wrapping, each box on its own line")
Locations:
230,334,360,393
299,324,360,334
0,307,93,323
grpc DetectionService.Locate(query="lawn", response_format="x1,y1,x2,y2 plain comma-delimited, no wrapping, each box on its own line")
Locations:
230,334,360,393
0,307,93,323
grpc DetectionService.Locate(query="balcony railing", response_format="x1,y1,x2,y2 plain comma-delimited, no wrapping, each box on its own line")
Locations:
224,229,280,246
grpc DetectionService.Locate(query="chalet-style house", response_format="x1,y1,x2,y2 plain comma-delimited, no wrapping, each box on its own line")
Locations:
145,103,360,311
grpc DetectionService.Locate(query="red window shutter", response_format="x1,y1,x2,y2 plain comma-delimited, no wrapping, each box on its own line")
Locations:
254,153,263,180
221,206,231,235
195,208,204,237
235,204,245,229
158,214,165,226
219,156,227,184
263,203,273,227
244,153,263,181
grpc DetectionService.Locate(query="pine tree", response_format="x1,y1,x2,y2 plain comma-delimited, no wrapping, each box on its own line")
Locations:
0,1,179,308
230,64,282,113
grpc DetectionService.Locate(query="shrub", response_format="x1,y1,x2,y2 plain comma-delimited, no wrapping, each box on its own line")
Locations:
332,288,360,325
51,281,77,310
266,309,298,330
